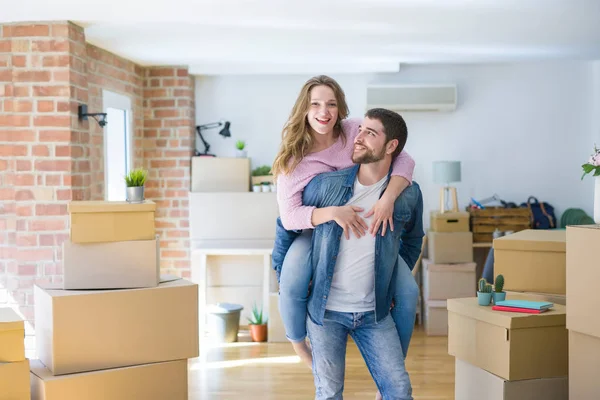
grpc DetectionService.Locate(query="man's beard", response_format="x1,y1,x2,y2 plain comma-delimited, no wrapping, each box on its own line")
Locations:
352,146,386,164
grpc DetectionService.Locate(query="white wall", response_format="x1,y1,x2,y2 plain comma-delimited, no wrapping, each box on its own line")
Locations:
195,62,596,226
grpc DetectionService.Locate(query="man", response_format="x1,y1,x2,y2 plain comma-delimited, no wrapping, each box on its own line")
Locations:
274,108,424,399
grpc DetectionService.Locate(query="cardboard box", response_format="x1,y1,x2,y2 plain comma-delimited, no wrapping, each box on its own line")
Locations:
427,232,473,263
504,291,566,306
447,297,567,381
63,237,160,290
0,359,30,399
30,359,187,400
566,225,600,338
494,229,566,294
422,259,476,301
455,358,567,400
569,330,600,400
68,200,156,244
430,211,470,232
0,307,25,362
424,300,447,336
191,156,251,192
35,277,199,375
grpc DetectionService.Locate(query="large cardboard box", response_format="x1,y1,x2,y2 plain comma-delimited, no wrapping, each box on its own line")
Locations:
569,330,600,400
494,229,566,294
430,211,470,232
0,359,30,399
422,259,476,300
68,200,156,244
30,359,188,400
504,291,566,306
35,277,199,375
455,358,567,400
0,307,25,362
63,237,160,290
566,225,600,337
447,297,567,381
424,300,447,336
427,232,473,263
191,156,251,192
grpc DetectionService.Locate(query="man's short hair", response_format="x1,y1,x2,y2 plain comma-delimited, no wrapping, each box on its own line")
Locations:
364,108,407,158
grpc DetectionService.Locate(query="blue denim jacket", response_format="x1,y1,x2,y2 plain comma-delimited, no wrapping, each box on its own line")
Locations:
272,165,424,326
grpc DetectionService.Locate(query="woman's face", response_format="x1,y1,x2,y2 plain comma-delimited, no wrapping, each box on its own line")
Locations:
306,85,339,137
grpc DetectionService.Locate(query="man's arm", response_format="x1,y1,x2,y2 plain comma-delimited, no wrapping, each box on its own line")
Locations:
398,186,425,270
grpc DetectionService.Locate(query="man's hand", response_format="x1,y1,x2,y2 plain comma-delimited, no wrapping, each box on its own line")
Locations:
365,195,394,236
332,205,368,240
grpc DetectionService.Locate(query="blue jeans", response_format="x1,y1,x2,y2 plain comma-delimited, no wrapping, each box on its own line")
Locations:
307,310,413,400
278,230,419,357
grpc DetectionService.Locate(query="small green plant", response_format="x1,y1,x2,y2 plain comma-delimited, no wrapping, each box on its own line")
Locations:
235,140,246,150
252,165,271,176
494,274,505,293
478,278,487,293
124,167,148,187
247,302,267,325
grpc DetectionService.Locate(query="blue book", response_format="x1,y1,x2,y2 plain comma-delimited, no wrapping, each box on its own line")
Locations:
494,300,553,311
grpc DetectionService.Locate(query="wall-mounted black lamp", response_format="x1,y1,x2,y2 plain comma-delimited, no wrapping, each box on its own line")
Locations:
78,104,108,128
195,120,231,157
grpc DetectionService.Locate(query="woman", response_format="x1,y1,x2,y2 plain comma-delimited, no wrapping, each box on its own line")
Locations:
272,75,419,369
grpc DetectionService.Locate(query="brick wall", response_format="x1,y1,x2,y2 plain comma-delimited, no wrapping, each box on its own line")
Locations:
143,67,195,278
0,22,195,344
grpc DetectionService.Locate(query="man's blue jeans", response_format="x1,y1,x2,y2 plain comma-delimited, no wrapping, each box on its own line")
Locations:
278,230,419,358
307,310,413,400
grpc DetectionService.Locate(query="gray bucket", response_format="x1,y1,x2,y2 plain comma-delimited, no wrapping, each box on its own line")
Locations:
206,303,244,343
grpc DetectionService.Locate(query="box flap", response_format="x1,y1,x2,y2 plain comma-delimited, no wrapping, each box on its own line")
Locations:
447,297,565,329
35,277,193,298
423,259,476,273
431,211,469,219
493,229,565,252
68,200,156,214
0,307,24,332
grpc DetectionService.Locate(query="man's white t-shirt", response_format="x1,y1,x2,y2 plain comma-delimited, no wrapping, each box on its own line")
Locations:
325,175,388,313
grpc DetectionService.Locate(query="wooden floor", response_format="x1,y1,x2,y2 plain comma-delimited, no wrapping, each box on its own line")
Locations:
189,327,455,399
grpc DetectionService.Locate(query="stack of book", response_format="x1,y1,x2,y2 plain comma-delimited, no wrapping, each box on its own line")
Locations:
492,299,554,314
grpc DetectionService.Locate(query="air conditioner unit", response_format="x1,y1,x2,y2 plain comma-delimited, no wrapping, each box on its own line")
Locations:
366,84,457,112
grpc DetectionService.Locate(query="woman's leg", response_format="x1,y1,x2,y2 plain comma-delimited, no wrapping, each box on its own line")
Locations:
389,256,419,359
278,229,314,368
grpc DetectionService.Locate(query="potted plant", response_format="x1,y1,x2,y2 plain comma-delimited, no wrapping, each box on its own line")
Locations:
235,140,247,158
124,167,148,203
247,302,267,342
251,165,273,186
492,274,506,304
477,278,492,306
261,182,271,192
581,143,600,222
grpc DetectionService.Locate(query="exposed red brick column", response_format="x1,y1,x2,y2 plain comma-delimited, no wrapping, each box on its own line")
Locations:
143,67,195,277
0,22,82,322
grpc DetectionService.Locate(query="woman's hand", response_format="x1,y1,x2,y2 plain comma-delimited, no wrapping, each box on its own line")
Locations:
332,205,368,239
365,195,394,236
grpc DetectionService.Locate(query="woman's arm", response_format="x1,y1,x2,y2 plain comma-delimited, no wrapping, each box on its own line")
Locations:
277,173,368,238
365,150,415,235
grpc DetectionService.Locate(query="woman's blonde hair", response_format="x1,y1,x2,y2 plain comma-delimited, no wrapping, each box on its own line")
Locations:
272,75,349,177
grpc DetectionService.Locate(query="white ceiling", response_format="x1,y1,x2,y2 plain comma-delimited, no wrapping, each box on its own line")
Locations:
3,0,600,75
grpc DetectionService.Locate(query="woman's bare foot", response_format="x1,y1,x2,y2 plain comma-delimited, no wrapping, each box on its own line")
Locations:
291,340,313,369
375,390,383,400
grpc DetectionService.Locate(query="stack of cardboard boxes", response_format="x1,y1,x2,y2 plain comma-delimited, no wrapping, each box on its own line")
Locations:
0,308,30,399
423,211,476,335
448,228,569,399
566,225,600,399
30,200,199,400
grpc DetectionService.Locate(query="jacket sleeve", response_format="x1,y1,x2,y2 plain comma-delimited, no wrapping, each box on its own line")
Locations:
271,216,301,282
398,187,425,271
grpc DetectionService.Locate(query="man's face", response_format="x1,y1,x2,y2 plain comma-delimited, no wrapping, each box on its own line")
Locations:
352,117,388,164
